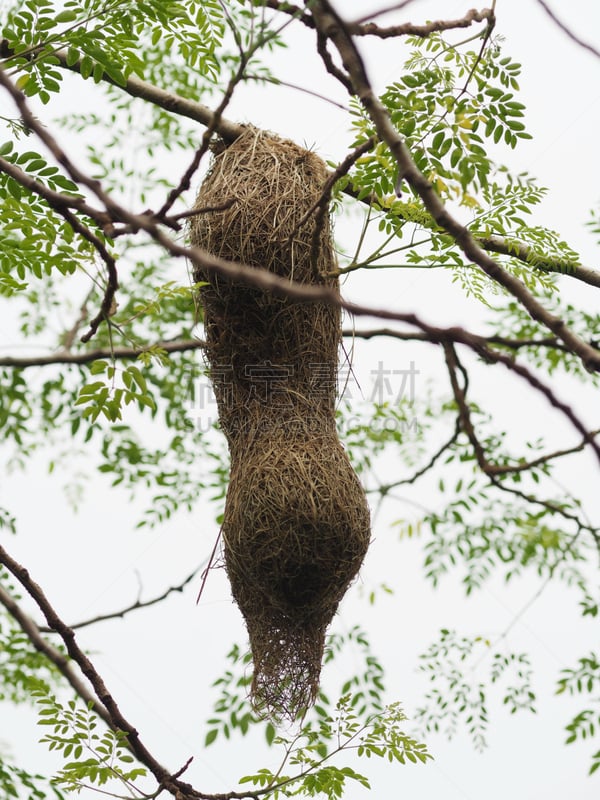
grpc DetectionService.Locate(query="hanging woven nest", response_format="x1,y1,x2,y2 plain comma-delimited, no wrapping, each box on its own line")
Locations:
190,127,371,720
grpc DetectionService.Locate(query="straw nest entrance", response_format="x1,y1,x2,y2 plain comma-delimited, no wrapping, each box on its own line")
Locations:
190,127,371,721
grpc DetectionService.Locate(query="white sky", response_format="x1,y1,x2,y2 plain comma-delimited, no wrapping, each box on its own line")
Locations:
1,1,600,799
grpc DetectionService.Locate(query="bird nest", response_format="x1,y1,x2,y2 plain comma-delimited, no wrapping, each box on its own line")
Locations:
190,127,371,720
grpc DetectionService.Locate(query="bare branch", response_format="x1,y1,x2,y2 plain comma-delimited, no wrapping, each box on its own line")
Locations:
535,0,600,59
351,7,495,39
60,208,119,344
155,25,255,220
262,2,495,40
0,580,113,728
443,342,600,473
40,563,205,633
61,289,94,351
345,327,573,352
368,417,462,495
0,327,573,370
0,338,205,368
0,544,203,799
315,27,353,92
288,137,376,247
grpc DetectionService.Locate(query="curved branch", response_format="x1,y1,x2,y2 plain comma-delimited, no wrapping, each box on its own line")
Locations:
535,0,600,59
0,153,108,224
345,327,572,352
368,417,462,495
61,208,119,343
0,580,113,728
262,2,495,40
351,7,495,38
0,544,204,799
0,328,575,369
0,40,245,144
309,1,600,373
443,342,600,474
39,563,205,633
3,38,599,290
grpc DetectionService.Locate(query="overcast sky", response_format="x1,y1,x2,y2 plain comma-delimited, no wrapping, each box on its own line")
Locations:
2,1,600,799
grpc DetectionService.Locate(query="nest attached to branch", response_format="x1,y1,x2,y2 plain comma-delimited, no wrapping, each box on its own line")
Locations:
190,127,371,721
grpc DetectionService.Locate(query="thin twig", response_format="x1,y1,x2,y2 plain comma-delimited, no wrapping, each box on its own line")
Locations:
369,417,462,494
40,563,205,633
535,0,600,59
0,338,206,368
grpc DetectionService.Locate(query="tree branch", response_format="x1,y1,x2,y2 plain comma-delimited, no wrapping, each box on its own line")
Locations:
0,40,245,144
0,338,205,368
3,38,599,289
369,417,462,495
535,0,600,59
350,7,495,39
4,50,600,480
39,563,205,633
443,342,600,474
345,327,573,352
0,544,205,799
262,2,495,40
479,235,600,289
0,580,113,728
0,547,317,800
59,208,119,343
307,0,600,372
0,328,573,369
0,153,109,225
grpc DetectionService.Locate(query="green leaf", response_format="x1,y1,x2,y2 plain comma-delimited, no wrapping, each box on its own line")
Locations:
55,10,78,23
66,47,80,67
205,729,218,747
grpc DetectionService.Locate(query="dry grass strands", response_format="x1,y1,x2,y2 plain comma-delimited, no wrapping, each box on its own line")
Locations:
190,127,371,721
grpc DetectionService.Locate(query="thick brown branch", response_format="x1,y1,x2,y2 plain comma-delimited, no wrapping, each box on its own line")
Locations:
263,2,495,40
351,7,495,38
0,544,201,799
479,235,600,289
308,1,600,372
0,40,245,144
0,581,113,728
